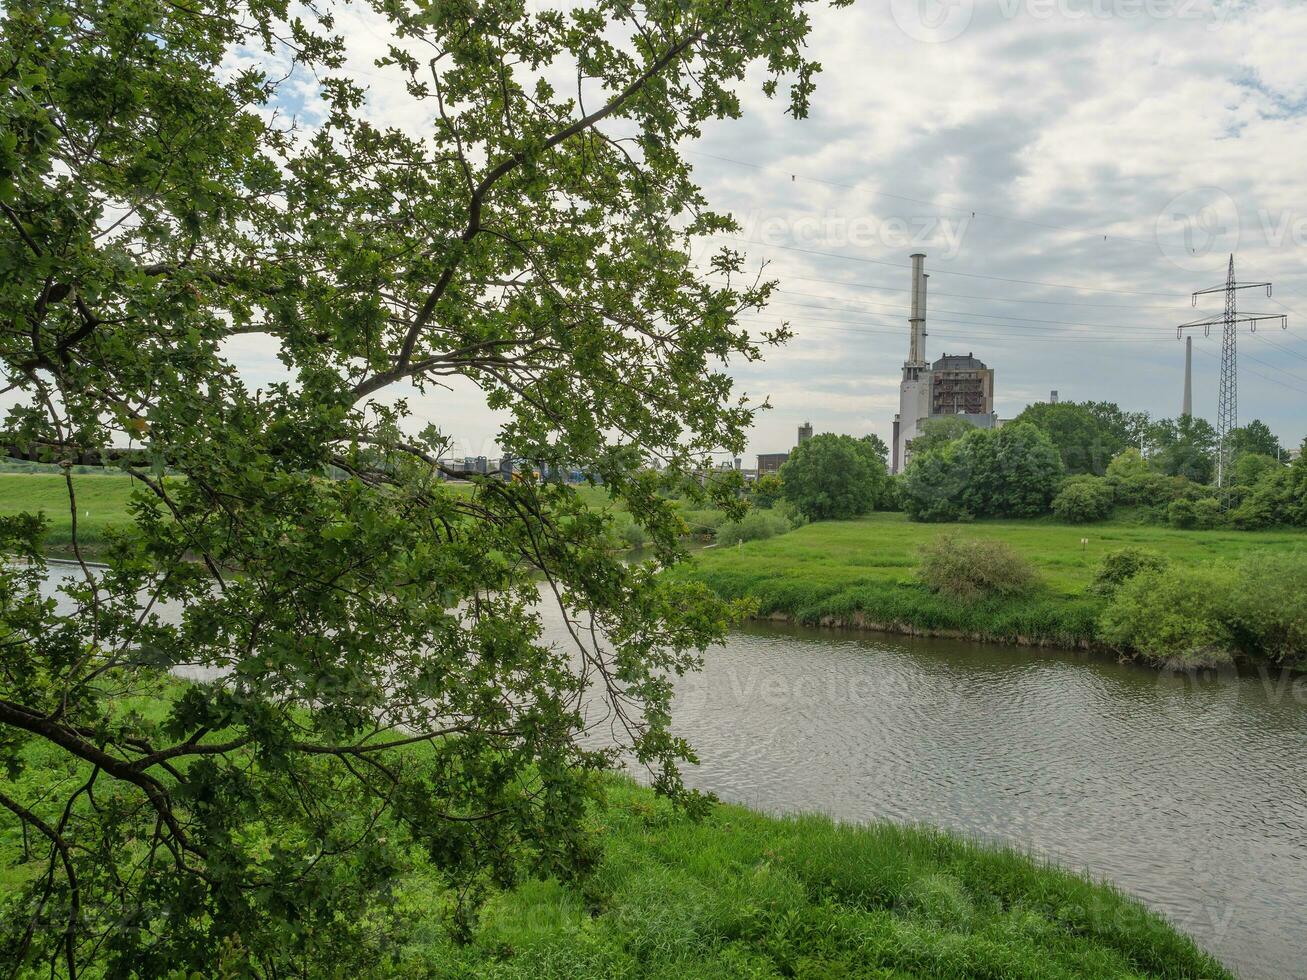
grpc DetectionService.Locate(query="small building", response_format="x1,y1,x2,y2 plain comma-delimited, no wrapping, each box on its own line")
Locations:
757,452,789,475
797,422,813,444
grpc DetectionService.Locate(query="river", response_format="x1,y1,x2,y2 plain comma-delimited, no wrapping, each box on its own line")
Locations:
649,620,1307,980
36,563,1307,977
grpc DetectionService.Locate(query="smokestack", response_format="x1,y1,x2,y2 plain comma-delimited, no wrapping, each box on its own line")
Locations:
1182,336,1193,417
908,253,926,364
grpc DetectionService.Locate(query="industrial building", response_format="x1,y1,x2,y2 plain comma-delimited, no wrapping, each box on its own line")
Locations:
757,452,789,475
891,253,999,473
798,422,813,444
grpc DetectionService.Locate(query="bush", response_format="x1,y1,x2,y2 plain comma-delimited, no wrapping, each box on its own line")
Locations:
1167,497,1197,529
1224,553,1307,665
1106,448,1172,506
716,509,794,546
917,534,1038,602
1090,547,1169,596
1051,476,1114,523
1191,496,1223,529
1099,564,1237,666
751,474,783,509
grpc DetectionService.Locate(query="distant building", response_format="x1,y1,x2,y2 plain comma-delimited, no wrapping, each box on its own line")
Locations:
892,254,999,473
757,452,789,475
797,422,813,444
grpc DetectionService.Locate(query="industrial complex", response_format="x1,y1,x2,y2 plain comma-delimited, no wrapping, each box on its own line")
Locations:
891,253,998,473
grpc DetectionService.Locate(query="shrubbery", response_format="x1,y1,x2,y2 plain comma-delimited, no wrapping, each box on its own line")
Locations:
1051,476,1114,523
716,508,798,546
1090,547,1169,596
1098,564,1235,666
1099,553,1307,666
901,422,1064,522
917,534,1039,602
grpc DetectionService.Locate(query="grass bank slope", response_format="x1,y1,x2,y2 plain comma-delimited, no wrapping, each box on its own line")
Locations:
0,472,140,556
682,512,1307,648
397,779,1226,978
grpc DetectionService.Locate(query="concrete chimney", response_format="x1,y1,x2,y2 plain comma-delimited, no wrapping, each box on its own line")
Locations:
1182,336,1193,417
908,253,926,365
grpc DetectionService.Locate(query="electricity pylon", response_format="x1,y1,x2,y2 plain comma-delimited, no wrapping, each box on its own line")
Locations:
1176,255,1286,502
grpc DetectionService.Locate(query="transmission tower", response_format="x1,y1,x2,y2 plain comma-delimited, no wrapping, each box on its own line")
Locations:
1176,255,1286,501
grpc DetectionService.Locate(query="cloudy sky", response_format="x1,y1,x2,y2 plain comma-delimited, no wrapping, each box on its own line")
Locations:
232,0,1307,461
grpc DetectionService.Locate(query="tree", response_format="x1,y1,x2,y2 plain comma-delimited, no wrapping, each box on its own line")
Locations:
1226,420,1283,461
1013,400,1128,475
1051,475,1115,523
0,0,843,973
751,473,784,508
907,415,974,456
861,432,890,463
780,433,886,521
900,423,1063,521
1152,416,1218,484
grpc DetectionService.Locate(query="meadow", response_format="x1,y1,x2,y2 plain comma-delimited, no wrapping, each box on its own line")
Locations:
681,511,1307,649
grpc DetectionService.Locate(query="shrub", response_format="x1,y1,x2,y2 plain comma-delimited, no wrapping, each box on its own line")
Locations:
1099,564,1237,666
1090,547,1169,596
1051,476,1114,523
917,534,1038,602
1167,497,1197,529
620,521,648,549
1106,448,1172,506
751,474,783,509
1191,497,1223,529
716,509,794,546
1224,553,1307,665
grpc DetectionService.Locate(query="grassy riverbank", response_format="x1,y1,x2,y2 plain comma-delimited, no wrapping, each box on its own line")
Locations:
2,759,1228,979
682,512,1307,649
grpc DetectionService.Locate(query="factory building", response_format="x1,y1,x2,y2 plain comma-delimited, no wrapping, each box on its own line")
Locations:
757,452,789,475
798,421,813,444
891,253,998,473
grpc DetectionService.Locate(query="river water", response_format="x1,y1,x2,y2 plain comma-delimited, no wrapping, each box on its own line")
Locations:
650,620,1307,980
37,564,1307,977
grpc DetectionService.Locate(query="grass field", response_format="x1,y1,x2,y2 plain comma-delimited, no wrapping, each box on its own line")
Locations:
681,511,1307,649
0,472,142,556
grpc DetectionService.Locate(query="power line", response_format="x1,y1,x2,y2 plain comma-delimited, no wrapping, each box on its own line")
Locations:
711,236,1182,297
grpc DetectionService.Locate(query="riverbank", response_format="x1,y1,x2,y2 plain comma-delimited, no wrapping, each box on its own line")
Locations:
1,761,1228,978
681,512,1307,651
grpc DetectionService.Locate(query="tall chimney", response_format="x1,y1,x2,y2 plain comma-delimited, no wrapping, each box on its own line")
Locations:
908,253,926,365
1182,336,1193,417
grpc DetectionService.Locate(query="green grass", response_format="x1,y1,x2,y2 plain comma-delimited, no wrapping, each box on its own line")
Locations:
393,778,1230,977
0,472,142,556
0,756,1230,979
681,511,1307,648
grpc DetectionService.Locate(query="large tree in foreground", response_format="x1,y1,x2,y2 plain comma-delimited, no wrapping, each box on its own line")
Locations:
0,0,845,972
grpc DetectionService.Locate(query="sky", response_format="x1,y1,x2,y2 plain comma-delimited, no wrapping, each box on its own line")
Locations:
227,0,1307,462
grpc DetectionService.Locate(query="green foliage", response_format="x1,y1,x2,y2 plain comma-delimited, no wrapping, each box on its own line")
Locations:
1151,416,1218,484
1229,466,1293,529
906,415,975,456
750,473,784,508
1090,547,1170,596
1105,448,1172,507
1099,565,1237,666
1013,400,1129,475
1223,553,1307,664
901,423,1064,522
0,0,845,971
917,534,1039,603
716,508,796,546
779,432,887,522
1100,552,1307,666
1051,475,1115,523
1226,419,1283,460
